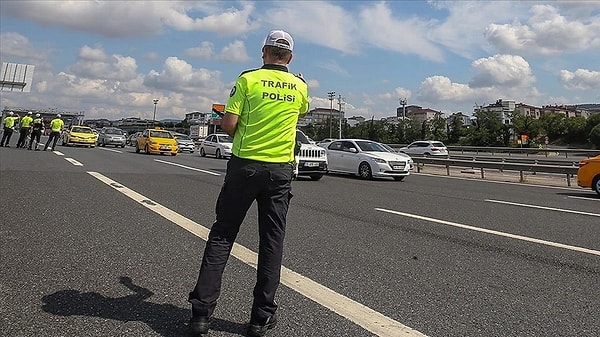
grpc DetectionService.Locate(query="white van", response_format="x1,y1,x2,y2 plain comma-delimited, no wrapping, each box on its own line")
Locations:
294,130,328,180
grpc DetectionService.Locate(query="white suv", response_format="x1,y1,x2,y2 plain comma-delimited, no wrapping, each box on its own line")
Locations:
294,130,328,180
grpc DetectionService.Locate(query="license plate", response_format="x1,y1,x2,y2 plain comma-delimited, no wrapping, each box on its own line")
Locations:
392,165,403,170
305,162,319,167
160,146,170,150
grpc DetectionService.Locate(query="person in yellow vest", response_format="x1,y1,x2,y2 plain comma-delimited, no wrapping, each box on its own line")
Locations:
28,113,45,150
188,30,308,337
43,114,64,151
16,111,34,148
1,112,20,147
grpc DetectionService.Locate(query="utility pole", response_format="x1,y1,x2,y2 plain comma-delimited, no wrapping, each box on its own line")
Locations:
327,91,336,138
399,98,407,139
337,94,345,139
152,98,159,126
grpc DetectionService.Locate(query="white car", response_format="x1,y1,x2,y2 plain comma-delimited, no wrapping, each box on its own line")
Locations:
325,139,413,181
294,130,328,180
199,133,233,159
172,132,195,153
399,140,448,157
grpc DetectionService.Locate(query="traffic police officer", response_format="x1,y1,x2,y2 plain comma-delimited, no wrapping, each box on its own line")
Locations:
28,113,44,150
43,114,64,151
1,112,20,147
188,30,309,337
16,111,34,148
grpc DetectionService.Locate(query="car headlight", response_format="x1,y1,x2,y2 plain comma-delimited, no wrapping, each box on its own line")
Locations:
373,158,387,164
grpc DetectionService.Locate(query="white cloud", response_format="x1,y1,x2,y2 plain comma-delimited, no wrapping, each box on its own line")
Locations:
185,41,215,59
143,57,224,94
0,1,260,38
470,54,534,88
67,46,138,81
485,4,600,55
417,76,474,102
0,32,46,60
218,40,252,63
317,60,349,76
559,69,600,90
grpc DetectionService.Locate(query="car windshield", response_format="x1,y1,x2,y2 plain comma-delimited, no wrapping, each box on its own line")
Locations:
150,130,173,138
176,134,191,141
217,135,233,143
72,127,93,134
106,129,123,135
381,143,396,153
355,140,388,152
296,131,311,144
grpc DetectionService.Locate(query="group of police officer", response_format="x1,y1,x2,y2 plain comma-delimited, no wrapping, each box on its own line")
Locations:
0,112,64,151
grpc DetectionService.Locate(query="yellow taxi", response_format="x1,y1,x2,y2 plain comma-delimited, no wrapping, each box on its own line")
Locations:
135,127,178,156
61,125,97,147
577,155,600,195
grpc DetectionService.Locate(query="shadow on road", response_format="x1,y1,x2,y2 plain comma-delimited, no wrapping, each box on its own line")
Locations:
41,276,246,337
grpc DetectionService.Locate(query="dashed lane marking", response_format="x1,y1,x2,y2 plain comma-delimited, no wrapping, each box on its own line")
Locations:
64,157,83,166
375,208,600,257
87,171,427,337
485,199,600,217
154,159,221,176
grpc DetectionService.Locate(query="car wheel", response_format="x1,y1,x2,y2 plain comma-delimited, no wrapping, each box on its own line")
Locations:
393,176,405,181
171,153,177,156
216,149,222,159
200,148,206,157
310,174,323,181
358,162,373,180
593,176,600,195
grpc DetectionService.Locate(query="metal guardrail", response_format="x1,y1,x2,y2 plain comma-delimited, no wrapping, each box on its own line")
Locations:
412,156,579,186
445,146,600,158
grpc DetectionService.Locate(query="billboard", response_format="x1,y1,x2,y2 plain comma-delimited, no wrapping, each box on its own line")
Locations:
1,62,35,92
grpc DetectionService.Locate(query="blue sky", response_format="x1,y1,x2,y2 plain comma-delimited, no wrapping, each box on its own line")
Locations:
1,1,599,121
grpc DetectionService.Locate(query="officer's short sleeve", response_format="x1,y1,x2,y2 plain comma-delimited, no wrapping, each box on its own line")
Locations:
225,76,247,116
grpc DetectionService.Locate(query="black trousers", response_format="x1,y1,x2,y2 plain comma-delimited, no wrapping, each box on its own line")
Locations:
16,127,30,148
44,131,60,150
0,127,13,146
189,155,293,322
29,131,42,149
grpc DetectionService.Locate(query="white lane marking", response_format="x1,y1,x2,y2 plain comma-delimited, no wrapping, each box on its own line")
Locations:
64,157,83,166
97,147,123,153
375,208,600,257
154,159,221,176
568,195,600,202
87,171,427,337
53,151,64,156
485,199,600,217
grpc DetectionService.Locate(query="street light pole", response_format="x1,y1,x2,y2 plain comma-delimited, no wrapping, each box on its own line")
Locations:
399,98,407,135
327,91,335,138
337,94,344,139
152,98,159,126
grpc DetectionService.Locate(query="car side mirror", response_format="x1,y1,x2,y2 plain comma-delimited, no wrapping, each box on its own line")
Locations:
349,148,357,153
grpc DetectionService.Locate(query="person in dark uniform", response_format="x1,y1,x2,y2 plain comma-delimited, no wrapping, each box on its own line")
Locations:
188,30,309,337
28,113,44,150
16,111,33,148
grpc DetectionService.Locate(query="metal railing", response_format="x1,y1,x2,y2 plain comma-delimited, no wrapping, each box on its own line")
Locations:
445,146,600,158
412,156,579,186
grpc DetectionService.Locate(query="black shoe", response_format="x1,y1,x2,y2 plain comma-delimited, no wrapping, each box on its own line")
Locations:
246,314,277,337
189,315,211,336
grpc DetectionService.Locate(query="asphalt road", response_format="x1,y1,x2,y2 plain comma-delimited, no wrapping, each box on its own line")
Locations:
1,142,599,337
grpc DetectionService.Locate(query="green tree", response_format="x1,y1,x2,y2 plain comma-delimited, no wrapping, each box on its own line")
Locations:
563,116,587,144
589,124,600,148
512,113,541,142
447,113,465,144
431,114,447,141
466,110,504,146
540,113,567,141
